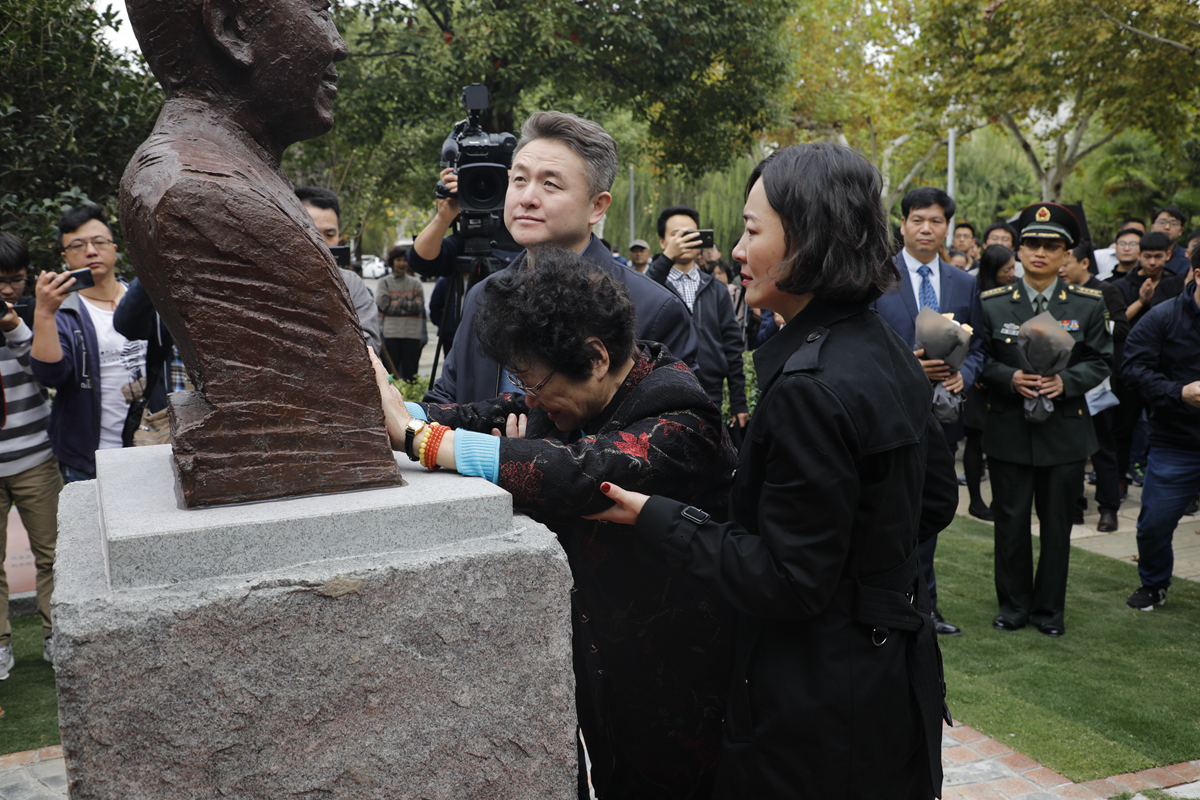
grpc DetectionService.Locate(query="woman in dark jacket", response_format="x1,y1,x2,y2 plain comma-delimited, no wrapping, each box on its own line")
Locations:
596,144,960,799
372,246,738,799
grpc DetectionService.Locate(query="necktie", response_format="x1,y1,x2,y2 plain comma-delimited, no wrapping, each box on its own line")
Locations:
917,264,938,312
1036,295,1047,315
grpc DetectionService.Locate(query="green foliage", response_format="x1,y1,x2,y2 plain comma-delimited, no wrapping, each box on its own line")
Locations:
905,0,1200,200
1064,128,1200,241
353,0,790,177
391,373,430,402
605,154,759,255
937,516,1200,781
0,616,61,754
0,0,163,274
297,0,792,238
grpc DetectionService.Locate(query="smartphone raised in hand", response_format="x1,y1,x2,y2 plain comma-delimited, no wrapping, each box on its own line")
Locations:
61,268,96,294
688,229,715,249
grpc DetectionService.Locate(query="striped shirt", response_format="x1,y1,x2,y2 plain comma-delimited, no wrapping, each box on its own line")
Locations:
0,320,53,477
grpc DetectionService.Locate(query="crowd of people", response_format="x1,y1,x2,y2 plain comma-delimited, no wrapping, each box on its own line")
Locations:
2,99,1198,799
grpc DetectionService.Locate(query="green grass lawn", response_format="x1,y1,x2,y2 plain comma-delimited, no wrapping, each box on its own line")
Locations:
0,615,60,755
937,515,1200,782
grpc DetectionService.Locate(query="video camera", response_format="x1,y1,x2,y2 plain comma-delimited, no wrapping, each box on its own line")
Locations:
427,85,517,381
435,85,516,241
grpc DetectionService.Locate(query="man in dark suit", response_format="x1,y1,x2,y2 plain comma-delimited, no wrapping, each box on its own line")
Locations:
872,187,984,636
979,203,1112,638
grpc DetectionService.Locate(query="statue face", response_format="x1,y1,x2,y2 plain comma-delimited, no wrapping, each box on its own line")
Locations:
250,0,349,146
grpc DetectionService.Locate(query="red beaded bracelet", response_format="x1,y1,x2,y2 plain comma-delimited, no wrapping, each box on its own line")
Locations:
421,422,449,471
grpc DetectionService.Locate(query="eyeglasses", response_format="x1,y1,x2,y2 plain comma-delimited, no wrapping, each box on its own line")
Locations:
0,277,27,289
63,237,114,253
508,369,555,398
1154,219,1183,229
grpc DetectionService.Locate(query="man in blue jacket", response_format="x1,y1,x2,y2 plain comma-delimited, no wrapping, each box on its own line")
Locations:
1120,245,1200,610
872,187,984,636
31,205,146,482
424,111,695,404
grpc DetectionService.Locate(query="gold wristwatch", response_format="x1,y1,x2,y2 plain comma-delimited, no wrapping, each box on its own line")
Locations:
404,418,427,461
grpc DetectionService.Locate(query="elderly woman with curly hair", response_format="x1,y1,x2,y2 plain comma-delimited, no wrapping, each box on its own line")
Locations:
372,245,738,800
597,144,960,799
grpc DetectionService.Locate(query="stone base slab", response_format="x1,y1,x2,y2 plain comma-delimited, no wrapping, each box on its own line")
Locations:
96,446,513,589
54,466,576,799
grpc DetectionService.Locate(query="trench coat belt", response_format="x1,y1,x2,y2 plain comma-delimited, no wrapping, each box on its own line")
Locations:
852,548,951,789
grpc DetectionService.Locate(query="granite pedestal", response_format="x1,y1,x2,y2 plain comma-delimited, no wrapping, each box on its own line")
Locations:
53,446,576,799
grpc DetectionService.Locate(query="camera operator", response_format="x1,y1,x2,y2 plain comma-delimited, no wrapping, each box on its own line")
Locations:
410,167,523,277
425,110,697,405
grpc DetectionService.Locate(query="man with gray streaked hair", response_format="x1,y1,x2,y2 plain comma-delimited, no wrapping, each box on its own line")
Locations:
424,111,696,405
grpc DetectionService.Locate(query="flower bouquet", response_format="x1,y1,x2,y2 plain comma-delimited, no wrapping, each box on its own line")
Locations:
1016,311,1076,423
914,307,973,424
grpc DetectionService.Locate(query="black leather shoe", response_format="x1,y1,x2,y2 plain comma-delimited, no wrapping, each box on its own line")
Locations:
1097,510,1119,532
1036,622,1065,638
968,502,994,522
1072,508,1085,525
992,615,1024,632
932,610,962,636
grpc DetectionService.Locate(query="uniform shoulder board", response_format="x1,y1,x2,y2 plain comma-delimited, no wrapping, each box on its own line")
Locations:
1068,284,1104,299
980,285,1014,299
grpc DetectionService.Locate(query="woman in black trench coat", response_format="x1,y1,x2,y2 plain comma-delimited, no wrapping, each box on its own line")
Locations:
595,144,960,799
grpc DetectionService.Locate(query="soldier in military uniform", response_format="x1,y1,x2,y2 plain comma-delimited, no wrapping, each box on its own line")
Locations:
980,203,1112,637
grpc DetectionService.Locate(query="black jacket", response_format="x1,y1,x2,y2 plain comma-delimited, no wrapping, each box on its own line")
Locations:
424,342,737,798
1113,267,1185,326
647,255,748,414
1121,285,1200,451
1085,275,1130,370
425,235,697,404
636,300,958,799
111,278,173,414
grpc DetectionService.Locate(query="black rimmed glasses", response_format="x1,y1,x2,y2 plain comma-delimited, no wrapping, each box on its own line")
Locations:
0,276,28,289
63,237,114,254
508,369,555,398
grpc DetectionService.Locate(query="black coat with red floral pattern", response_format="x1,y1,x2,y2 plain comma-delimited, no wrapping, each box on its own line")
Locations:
422,342,739,800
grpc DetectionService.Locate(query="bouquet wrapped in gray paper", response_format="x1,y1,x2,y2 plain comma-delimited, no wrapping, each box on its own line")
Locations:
1016,311,1076,423
914,307,973,424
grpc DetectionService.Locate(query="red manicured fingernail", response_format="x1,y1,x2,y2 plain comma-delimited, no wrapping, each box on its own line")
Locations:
601,483,611,492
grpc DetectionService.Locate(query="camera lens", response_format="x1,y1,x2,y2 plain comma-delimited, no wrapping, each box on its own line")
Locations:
465,171,502,207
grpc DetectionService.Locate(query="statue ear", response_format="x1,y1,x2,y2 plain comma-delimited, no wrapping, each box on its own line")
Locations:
202,0,254,69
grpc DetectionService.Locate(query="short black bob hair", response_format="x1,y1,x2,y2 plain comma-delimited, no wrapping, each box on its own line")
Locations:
0,232,30,275
901,186,956,221
746,143,897,304
475,246,638,382
57,204,111,240
656,205,700,238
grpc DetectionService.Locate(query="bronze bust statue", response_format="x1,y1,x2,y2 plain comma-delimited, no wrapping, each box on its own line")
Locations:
120,0,402,506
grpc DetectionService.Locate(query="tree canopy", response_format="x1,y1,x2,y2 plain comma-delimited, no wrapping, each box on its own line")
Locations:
0,0,162,273
906,0,1200,200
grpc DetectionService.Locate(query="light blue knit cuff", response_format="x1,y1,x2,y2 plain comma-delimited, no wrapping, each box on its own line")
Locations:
453,430,501,484
406,402,428,421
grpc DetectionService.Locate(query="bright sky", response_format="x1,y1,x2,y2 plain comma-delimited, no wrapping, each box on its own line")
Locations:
99,2,143,56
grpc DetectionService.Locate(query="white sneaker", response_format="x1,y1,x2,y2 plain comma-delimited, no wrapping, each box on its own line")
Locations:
43,637,54,666
0,645,13,680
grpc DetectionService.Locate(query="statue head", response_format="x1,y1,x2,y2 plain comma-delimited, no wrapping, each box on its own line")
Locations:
127,0,348,152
